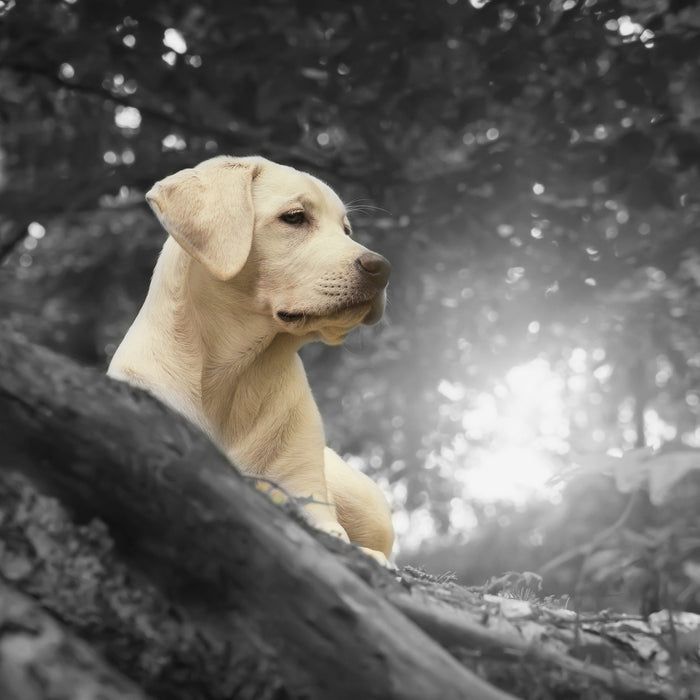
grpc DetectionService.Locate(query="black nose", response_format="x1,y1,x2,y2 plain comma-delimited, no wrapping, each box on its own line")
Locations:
357,252,391,289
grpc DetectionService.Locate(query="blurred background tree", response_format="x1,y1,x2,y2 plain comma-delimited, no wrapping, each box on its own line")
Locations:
3,0,700,612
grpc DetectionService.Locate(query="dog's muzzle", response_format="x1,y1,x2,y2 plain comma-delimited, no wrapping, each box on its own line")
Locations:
276,251,391,327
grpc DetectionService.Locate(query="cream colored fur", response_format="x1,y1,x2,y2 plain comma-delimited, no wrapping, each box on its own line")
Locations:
108,155,394,561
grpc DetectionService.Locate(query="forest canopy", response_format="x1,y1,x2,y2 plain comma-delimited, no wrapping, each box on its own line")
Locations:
3,0,700,611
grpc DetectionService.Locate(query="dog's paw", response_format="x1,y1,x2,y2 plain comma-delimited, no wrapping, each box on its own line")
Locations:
314,519,392,567
316,520,351,543
302,501,351,543
359,547,392,567
312,520,350,543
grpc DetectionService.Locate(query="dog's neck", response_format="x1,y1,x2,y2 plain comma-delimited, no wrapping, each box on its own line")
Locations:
110,238,305,442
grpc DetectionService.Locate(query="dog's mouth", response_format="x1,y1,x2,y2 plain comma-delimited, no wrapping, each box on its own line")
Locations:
277,311,305,323
276,298,379,326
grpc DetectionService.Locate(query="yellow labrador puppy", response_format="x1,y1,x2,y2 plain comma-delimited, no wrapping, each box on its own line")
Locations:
108,155,394,562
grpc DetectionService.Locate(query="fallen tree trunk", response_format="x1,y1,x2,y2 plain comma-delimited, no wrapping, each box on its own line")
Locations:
0,469,285,700
0,323,517,700
0,577,150,700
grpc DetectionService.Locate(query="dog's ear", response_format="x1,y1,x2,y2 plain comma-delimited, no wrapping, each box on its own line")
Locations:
145,159,258,281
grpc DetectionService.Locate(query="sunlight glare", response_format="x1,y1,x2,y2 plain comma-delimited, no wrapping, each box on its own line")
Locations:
459,445,559,503
453,357,571,505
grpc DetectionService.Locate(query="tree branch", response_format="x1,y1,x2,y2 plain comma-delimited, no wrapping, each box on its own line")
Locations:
389,590,675,700
0,577,151,700
538,490,640,575
2,61,266,147
0,222,26,265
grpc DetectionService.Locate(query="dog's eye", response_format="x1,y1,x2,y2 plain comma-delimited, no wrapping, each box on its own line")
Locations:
280,210,306,226
344,225,352,237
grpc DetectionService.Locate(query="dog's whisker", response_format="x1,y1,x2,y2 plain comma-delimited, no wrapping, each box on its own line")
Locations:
346,199,391,216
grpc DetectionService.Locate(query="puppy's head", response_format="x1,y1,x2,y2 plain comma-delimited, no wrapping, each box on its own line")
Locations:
146,155,390,345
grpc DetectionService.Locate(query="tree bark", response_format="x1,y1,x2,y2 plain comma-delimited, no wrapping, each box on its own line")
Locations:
0,323,518,700
0,578,150,700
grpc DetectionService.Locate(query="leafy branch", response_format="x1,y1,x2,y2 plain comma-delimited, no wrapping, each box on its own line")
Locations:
2,60,266,147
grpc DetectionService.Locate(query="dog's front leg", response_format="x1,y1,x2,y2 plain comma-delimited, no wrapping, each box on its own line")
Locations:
224,357,385,559
272,449,350,543
301,494,350,543
271,449,390,565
